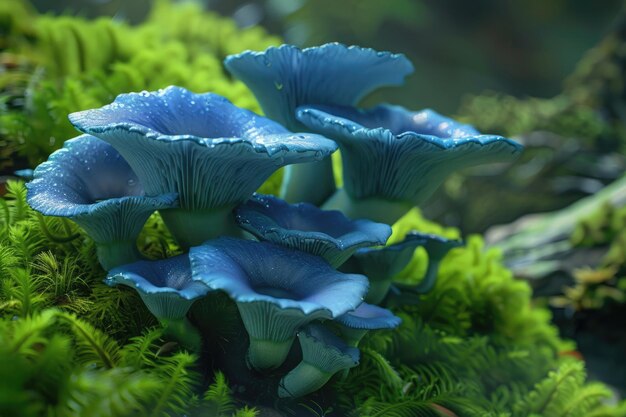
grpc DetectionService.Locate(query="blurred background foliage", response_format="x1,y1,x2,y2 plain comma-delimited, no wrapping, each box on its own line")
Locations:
25,0,623,113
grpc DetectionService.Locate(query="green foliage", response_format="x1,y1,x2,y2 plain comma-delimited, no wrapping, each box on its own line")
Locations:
2,180,625,416
328,210,626,417
0,181,264,416
513,361,614,417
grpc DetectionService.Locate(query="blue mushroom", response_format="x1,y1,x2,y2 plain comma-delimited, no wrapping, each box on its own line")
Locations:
297,105,523,224
351,233,428,303
26,135,178,270
225,43,414,205
189,237,368,371
68,86,337,248
234,193,391,267
278,323,359,398
396,232,464,295
349,232,461,304
335,302,402,346
106,255,210,351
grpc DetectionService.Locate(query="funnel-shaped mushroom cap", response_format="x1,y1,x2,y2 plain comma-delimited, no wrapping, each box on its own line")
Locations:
353,233,433,282
278,323,359,398
68,86,337,210
224,43,414,131
336,303,401,330
352,232,462,304
26,135,178,243
235,193,391,267
297,105,523,205
26,134,178,269
190,237,368,369
106,255,210,320
298,323,359,372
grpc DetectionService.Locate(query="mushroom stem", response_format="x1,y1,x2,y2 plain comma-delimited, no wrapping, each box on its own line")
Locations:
322,188,411,224
365,279,394,305
246,337,294,371
280,159,336,205
412,259,441,294
160,207,240,249
160,317,202,352
96,240,142,270
338,328,368,347
278,361,333,398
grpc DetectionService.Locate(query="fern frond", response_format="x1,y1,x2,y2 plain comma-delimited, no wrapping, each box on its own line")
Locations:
200,371,235,417
3,180,29,223
58,367,160,417
361,348,404,396
3,267,48,316
119,327,164,369
232,406,259,417
513,361,610,417
55,311,120,369
148,351,199,417
5,309,56,357
358,398,439,417
32,251,87,299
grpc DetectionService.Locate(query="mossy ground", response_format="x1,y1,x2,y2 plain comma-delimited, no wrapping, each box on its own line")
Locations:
2,179,625,417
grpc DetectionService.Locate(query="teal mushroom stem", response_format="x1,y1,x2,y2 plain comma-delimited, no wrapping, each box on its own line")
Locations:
159,207,241,250
342,233,429,304
281,159,336,206
322,188,413,225
95,240,142,271
160,317,202,352
105,255,210,352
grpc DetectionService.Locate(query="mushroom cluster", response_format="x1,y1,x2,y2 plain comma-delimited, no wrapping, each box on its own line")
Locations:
26,43,522,399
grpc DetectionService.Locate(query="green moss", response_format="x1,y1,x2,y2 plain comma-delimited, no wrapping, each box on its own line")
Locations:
0,0,280,168
2,180,624,416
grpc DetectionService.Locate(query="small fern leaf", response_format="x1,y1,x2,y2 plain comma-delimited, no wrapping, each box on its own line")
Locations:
201,371,235,416
55,311,120,368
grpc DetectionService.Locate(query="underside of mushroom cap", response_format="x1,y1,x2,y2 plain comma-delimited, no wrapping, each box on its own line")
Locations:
26,134,178,243
297,104,523,205
235,193,391,267
69,87,337,210
106,255,210,319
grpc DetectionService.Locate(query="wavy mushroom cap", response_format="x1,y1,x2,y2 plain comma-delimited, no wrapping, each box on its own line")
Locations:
353,232,435,282
106,255,210,319
224,43,414,131
296,105,523,205
190,237,368,371
26,135,177,243
298,323,359,370
69,86,337,209
336,303,401,330
190,237,368,318
235,194,391,267
278,323,359,398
